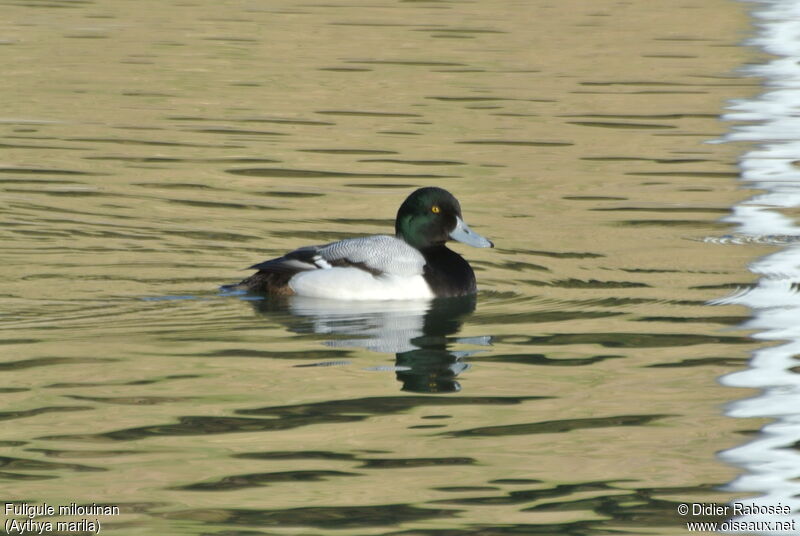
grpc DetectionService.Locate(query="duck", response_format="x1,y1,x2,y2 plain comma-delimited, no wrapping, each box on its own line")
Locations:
227,186,493,300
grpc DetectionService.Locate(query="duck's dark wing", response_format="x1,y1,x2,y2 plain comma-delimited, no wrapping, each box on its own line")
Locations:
231,235,425,294
248,245,327,273
230,244,327,294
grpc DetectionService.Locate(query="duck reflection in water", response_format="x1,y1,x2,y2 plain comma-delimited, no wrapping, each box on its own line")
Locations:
248,295,488,393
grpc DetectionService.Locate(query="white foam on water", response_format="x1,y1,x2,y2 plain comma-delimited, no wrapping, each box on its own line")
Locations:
717,1,800,532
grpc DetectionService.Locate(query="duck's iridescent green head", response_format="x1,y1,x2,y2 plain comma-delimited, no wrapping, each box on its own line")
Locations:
395,187,493,250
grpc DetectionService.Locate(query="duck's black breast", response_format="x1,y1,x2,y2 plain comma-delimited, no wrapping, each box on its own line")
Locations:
421,246,477,298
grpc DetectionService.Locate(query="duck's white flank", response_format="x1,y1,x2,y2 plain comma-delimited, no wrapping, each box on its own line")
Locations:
289,268,434,300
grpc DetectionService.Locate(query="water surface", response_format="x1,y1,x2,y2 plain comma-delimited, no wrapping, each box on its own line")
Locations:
0,0,762,534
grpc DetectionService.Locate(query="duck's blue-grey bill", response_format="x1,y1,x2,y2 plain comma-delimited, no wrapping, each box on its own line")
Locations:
450,216,494,248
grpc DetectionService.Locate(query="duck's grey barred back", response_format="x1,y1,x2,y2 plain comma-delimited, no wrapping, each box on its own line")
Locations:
317,235,425,277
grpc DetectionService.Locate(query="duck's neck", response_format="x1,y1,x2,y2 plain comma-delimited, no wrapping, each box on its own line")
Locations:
420,244,477,298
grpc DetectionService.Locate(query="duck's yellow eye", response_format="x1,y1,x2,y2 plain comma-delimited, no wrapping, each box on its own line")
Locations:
431,205,440,214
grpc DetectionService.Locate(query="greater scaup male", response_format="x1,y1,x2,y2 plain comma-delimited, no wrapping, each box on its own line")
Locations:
228,187,493,300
